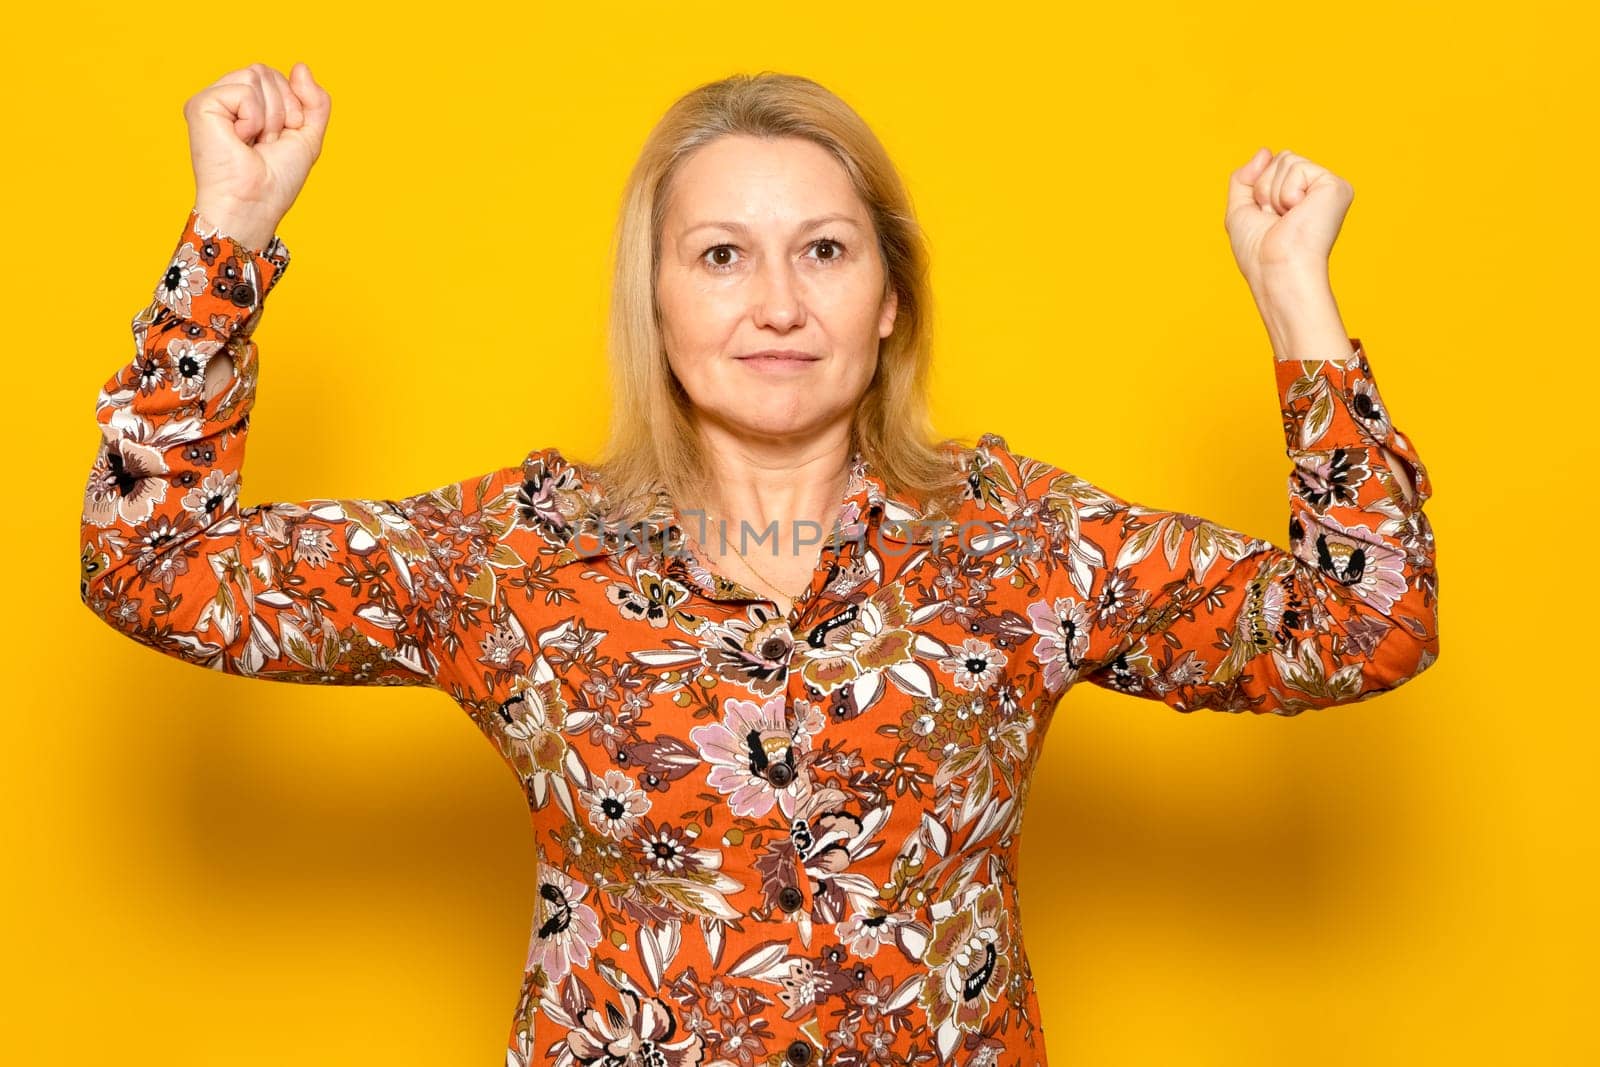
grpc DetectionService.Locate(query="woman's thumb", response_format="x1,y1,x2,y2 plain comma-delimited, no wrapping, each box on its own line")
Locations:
290,62,331,132
1225,146,1272,219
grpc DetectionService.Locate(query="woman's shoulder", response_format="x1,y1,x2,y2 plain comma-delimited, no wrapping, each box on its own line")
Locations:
420,443,599,523
905,430,1069,533
953,430,1104,525
956,429,1072,483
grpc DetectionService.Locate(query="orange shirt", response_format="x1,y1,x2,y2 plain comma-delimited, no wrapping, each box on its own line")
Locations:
80,210,1439,1067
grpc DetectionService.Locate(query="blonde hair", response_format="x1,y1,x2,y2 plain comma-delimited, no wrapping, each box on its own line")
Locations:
586,70,971,529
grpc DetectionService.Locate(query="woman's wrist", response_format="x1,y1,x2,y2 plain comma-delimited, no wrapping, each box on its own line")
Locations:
1253,269,1355,361
191,193,282,253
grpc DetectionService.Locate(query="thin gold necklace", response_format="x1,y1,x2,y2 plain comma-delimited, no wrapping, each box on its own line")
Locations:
685,523,807,603
686,466,852,604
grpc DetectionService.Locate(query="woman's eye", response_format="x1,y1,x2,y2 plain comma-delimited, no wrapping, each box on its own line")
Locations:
700,238,846,272
812,237,843,261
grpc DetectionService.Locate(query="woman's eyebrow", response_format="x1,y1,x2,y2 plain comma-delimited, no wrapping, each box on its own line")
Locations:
682,213,863,237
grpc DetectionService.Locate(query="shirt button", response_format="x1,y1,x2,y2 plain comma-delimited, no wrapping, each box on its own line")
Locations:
777,884,805,912
784,1039,814,1065
767,762,795,787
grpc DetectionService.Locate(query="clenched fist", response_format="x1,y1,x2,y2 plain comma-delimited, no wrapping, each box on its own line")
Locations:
1224,146,1353,298
185,62,331,251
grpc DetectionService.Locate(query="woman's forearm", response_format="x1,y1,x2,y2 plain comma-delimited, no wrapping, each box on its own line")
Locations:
1251,270,1418,506
1255,268,1357,363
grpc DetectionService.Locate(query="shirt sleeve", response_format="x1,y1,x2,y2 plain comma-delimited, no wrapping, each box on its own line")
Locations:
1029,340,1438,715
78,208,496,690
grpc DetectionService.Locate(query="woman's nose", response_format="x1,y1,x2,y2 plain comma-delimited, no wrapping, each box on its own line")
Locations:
752,259,805,329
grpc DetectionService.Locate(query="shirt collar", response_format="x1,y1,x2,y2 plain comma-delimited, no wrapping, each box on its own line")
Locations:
552,445,947,562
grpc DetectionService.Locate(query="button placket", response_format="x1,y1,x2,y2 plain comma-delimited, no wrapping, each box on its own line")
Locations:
777,637,817,913
769,622,800,782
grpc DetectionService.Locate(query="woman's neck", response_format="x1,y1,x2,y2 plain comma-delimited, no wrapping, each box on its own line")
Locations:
689,432,855,560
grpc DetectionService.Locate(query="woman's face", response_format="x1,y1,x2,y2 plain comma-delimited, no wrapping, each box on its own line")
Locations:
655,134,898,446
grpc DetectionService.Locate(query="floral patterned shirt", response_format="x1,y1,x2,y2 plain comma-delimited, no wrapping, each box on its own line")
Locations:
80,210,1439,1067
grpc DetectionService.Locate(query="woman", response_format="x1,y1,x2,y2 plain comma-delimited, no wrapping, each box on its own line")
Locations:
79,62,1438,1067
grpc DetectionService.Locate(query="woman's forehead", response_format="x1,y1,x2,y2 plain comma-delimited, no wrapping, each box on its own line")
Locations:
666,136,863,228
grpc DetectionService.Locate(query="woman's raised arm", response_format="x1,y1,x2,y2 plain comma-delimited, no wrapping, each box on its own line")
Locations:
77,210,493,688
77,62,511,690
1020,342,1438,715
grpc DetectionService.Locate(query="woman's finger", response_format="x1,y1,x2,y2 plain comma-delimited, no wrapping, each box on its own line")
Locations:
289,63,332,142
1224,147,1271,227
1266,150,1290,211
1286,162,1312,206
1272,153,1302,210
266,65,304,129
1254,152,1283,212
233,79,267,145
197,70,265,145
249,63,283,144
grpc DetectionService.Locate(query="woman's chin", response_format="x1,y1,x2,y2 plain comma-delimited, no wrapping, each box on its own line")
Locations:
715,412,828,442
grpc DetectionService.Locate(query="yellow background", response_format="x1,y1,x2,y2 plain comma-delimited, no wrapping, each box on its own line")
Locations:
3,1,1591,1063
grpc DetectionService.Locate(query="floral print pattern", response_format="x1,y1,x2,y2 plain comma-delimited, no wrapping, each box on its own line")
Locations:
79,211,1440,1066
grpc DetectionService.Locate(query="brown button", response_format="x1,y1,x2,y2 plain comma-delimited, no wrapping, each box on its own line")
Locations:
767,762,794,786
784,1039,814,1065
777,885,805,912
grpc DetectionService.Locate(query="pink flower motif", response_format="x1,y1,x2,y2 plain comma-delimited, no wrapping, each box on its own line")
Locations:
155,241,210,319
523,866,602,985
690,695,810,819
1027,595,1092,695
937,637,1007,692
564,986,706,1065
580,768,652,840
